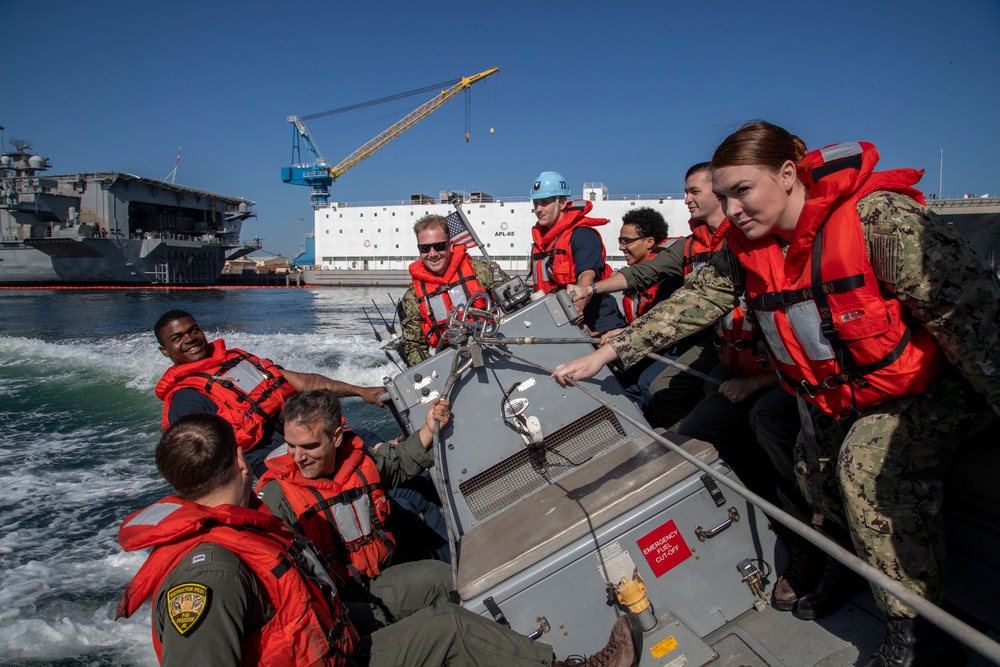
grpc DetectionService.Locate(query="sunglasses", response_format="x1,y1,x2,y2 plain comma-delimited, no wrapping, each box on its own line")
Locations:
418,241,449,254
618,236,647,245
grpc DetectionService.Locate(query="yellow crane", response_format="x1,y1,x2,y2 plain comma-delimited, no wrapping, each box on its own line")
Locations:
282,67,499,208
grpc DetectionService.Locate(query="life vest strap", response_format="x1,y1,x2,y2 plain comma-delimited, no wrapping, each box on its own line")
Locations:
683,250,713,266
749,274,865,311
190,351,288,426
796,327,912,398
415,273,477,305
300,484,382,520
530,248,567,261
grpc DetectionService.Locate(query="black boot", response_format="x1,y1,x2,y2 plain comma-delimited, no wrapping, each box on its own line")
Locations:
771,533,826,612
794,557,865,620
863,616,965,667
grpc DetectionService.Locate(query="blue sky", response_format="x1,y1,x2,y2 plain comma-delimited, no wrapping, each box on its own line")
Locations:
3,0,998,257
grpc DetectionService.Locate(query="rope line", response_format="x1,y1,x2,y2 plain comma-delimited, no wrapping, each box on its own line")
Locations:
480,342,1000,663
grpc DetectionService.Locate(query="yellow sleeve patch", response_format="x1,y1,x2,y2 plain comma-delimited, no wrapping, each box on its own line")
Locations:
166,583,209,635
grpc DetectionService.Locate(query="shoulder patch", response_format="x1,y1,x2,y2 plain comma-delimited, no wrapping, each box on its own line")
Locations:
166,583,210,635
187,551,211,567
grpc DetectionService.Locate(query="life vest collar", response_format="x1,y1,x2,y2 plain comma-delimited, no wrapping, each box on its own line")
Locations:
154,339,230,400
408,243,472,285
531,200,606,251
785,141,925,280
260,428,365,492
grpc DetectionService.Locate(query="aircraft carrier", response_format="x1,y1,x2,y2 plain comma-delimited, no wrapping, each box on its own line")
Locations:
0,139,260,286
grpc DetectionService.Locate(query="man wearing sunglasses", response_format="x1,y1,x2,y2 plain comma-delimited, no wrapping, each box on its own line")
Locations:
398,215,508,367
528,171,626,335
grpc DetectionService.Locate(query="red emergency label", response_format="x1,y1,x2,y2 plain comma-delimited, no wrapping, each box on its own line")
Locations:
637,519,692,577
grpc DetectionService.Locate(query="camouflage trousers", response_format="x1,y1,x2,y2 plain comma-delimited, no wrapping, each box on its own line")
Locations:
793,364,997,617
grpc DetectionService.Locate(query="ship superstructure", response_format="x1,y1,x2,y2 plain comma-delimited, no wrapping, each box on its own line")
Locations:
0,140,259,285
306,187,1000,286
309,184,691,282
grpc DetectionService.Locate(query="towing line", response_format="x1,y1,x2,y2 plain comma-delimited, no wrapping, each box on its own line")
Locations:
480,342,1000,664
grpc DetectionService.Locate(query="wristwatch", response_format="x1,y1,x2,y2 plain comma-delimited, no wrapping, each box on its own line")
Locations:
590,283,598,296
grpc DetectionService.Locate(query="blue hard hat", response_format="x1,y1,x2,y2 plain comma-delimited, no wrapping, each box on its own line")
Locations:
530,171,571,199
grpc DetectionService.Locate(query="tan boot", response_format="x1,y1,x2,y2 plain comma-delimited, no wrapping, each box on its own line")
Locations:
553,614,642,667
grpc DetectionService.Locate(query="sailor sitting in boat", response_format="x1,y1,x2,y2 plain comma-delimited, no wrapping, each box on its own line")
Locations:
257,390,454,629
564,163,733,431
553,121,1000,667
117,411,644,667
153,309,386,475
528,171,627,337
397,214,508,367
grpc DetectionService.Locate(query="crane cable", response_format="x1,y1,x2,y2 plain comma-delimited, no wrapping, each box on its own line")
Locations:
488,74,497,134
465,89,471,142
299,78,462,121
475,342,1000,665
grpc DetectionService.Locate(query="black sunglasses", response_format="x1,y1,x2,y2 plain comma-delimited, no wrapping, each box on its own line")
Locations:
617,235,647,245
418,241,449,254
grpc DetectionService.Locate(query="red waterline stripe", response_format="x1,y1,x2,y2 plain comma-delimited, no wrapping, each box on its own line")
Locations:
0,285,305,291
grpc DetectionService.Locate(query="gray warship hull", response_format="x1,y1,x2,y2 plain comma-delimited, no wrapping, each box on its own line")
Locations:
1,143,259,286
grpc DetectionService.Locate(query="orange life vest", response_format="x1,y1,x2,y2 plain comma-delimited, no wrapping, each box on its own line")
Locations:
682,219,725,276
155,340,297,453
530,201,613,293
116,496,357,667
714,294,769,376
693,219,766,376
621,240,677,324
727,141,943,417
257,429,395,583
408,244,489,349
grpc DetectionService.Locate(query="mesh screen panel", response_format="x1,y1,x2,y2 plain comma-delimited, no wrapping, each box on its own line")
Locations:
459,406,627,520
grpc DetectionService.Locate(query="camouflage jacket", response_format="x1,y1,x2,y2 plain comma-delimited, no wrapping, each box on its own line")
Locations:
397,257,508,366
608,191,1000,416
617,236,687,293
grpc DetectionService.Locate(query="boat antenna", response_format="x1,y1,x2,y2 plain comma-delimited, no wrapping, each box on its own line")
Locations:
362,306,383,343
372,298,397,335
363,306,403,372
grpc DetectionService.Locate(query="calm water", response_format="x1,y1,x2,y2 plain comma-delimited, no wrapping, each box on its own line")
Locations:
0,287,405,666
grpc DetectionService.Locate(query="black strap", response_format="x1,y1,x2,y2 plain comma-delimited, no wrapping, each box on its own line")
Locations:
193,352,288,426
796,326,913,398
483,596,511,627
796,397,827,532
301,484,383,520
415,273,478,306
683,250,712,266
749,274,865,310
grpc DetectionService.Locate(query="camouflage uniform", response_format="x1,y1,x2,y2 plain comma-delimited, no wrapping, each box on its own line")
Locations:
397,258,507,367
609,191,1000,617
617,239,719,429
